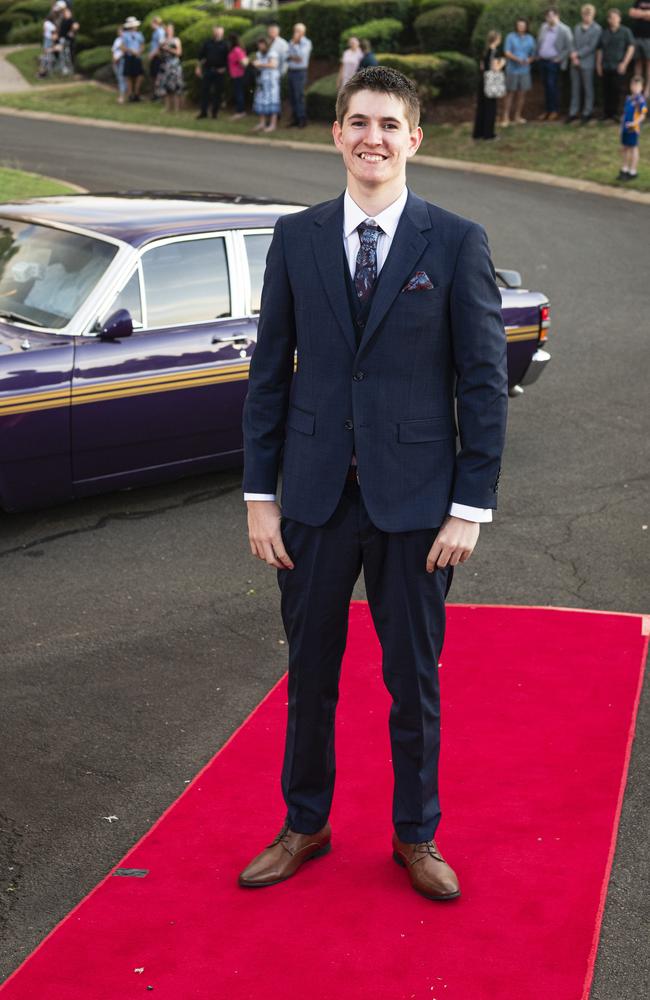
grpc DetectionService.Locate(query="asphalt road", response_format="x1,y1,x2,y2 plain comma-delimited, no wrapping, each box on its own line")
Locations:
1,114,648,995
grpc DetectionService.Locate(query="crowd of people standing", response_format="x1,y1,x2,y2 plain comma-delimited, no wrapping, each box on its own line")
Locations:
473,5,648,179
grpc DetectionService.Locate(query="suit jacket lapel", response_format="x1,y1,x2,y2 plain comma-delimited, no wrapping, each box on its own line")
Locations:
358,191,431,355
311,194,357,356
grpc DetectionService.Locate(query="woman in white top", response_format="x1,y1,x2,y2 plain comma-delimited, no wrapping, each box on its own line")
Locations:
111,26,127,104
337,36,363,90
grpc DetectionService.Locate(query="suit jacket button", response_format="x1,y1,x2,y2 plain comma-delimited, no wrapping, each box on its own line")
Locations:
344,419,354,430
353,371,365,381
356,318,365,328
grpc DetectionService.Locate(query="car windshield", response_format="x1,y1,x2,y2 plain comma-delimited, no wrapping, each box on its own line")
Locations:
0,220,117,329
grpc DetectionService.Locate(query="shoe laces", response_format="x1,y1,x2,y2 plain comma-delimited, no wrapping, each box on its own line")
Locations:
413,840,444,863
268,819,294,853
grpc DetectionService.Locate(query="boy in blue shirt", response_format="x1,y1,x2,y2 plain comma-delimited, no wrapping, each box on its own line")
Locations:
619,75,648,179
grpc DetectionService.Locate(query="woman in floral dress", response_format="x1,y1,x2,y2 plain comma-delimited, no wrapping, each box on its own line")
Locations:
251,37,280,133
155,24,184,112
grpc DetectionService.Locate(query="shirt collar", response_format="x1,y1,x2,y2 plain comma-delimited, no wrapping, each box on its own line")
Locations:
343,187,408,240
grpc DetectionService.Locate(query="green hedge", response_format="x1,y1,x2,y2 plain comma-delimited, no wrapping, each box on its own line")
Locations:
92,24,123,46
277,1,412,61
434,48,478,94
305,71,339,122
414,6,470,52
183,56,201,103
341,17,403,52
73,0,154,35
417,0,485,29
6,18,41,43
241,23,269,53
75,45,112,74
8,0,50,16
179,14,250,59
142,2,210,35
376,52,442,106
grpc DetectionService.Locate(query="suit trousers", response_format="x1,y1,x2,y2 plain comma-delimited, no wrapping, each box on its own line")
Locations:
569,65,595,117
277,477,453,844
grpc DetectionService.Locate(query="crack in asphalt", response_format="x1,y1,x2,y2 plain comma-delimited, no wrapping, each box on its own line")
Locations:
0,481,242,560
538,493,636,600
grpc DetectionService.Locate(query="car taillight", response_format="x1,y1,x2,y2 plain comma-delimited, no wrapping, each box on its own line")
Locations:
539,303,550,342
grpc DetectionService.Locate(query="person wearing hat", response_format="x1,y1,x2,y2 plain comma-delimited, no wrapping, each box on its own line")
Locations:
122,15,145,102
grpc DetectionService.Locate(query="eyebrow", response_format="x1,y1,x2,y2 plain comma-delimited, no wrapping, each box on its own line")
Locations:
346,115,403,124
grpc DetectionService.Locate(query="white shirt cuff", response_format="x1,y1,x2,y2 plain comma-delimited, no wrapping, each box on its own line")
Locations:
244,493,277,501
449,503,493,523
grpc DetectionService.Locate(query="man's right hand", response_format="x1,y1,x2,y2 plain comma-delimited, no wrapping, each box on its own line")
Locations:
247,500,295,570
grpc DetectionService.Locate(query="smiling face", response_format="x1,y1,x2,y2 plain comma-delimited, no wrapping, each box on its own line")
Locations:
332,90,422,198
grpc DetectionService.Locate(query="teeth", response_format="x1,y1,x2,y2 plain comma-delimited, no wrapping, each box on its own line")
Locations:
360,154,384,161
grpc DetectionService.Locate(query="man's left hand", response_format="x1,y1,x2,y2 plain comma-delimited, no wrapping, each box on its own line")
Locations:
426,516,480,572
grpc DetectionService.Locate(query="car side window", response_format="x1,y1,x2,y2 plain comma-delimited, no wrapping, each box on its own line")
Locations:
142,237,231,328
244,233,272,315
106,270,143,326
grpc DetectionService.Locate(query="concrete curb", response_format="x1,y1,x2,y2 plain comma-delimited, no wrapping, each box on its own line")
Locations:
1,104,649,206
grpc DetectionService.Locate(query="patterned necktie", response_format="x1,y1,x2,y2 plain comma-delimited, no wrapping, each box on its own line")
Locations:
354,220,382,304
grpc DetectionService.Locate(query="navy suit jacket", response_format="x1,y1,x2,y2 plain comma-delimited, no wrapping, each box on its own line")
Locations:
243,189,508,532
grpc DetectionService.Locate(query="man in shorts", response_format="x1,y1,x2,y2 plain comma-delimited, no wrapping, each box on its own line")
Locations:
502,17,536,126
122,15,145,103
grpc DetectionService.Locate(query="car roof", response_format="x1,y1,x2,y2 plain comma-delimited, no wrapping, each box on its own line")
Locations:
0,192,306,248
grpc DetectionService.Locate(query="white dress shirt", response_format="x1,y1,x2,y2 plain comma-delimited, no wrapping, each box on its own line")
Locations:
244,187,492,524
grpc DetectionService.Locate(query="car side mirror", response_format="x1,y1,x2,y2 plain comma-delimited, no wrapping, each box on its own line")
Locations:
495,269,522,289
100,309,133,340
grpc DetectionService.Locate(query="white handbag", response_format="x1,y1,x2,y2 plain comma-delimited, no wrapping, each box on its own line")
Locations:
484,69,506,99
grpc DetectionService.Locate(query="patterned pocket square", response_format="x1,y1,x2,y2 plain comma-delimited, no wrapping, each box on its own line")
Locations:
401,271,435,293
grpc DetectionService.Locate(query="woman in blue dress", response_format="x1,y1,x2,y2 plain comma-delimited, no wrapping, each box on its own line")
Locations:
251,37,280,132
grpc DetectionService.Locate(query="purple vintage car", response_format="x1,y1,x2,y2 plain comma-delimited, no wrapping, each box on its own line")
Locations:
0,193,550,512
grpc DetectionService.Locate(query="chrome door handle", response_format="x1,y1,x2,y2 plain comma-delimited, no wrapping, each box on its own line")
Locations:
212,335,250,345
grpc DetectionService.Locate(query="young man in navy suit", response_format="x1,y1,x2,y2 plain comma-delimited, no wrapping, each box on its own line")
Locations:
240,67,508,900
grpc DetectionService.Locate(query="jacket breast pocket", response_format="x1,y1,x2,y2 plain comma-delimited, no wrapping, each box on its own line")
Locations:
397,416,454,443
286,404,315,435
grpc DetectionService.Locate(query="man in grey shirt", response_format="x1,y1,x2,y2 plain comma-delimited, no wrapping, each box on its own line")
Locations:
568,4,602,122
286,21,312,127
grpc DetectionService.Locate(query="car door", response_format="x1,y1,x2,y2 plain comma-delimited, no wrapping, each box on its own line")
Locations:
70,231,257,485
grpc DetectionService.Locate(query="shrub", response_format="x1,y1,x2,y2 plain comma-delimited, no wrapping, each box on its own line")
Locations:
417,0,485,31
73,0,154,36
183,57,201,103
6,20,42,43
142,2,210,35
240,23,269,53
8,0,51,17
434,49,478,94
75,45,112,75
276,1,411,61
305,71,338,121
179,14,250,59
72,32,94,53
376,52,442,107
414,6,470,53
340,17,403,52
92,24,123,46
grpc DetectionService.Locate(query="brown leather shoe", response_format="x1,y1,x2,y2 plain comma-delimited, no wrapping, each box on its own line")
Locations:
238,819,332,888
392,834,461,901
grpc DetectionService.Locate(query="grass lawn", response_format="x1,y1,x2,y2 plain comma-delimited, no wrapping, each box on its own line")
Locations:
0,80,647,192
5,45,79,87
0,165,78,200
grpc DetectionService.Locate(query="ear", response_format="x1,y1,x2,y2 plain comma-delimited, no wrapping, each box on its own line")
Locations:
406,125,423,158
332,119,344,151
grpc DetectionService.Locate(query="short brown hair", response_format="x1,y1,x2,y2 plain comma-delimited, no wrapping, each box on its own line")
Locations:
335,66,420,130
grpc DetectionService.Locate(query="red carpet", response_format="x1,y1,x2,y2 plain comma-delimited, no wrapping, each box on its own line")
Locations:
2,605,647,1000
